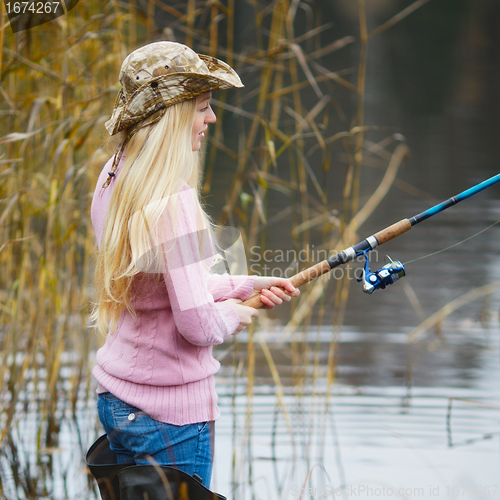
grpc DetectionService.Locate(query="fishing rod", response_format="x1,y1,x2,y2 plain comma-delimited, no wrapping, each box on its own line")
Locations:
242,173,500,308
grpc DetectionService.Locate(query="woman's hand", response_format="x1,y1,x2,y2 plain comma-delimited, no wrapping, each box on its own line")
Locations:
253,277,300,309
224,299,260,334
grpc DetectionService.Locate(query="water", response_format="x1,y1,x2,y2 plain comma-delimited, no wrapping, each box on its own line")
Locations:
212,324,500,499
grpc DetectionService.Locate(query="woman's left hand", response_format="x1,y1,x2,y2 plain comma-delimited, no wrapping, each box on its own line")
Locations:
253,277,300,309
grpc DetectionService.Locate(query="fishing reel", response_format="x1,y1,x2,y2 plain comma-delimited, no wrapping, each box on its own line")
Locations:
357,251,406,294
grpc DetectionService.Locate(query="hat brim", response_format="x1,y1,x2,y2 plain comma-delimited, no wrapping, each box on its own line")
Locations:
105,56,243,136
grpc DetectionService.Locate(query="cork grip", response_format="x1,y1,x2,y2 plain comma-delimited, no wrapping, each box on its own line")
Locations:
373,218,411,245
241,260,332,309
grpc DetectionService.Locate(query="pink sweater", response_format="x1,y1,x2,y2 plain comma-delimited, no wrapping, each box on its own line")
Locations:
91,156,254,425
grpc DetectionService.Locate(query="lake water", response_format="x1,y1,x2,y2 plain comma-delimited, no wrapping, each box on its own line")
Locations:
212,321,500,499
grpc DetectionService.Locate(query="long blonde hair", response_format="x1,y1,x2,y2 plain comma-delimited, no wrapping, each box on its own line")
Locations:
91,98,210,336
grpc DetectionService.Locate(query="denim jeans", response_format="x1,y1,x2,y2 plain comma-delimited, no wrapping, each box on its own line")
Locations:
97,392,214,487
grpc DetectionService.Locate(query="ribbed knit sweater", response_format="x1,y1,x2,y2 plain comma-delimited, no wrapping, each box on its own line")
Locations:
91,156,254,425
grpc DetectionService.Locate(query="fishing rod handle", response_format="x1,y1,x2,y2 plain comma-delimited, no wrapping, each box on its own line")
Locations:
241,260,332,309
373,218,412,244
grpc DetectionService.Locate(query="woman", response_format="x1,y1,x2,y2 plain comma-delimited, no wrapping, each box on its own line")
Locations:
90,41,299,488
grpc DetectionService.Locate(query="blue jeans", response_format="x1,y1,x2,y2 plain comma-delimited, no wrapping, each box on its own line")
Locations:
97,392,214,487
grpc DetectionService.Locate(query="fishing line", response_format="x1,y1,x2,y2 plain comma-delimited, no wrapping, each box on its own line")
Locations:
404,218,500,265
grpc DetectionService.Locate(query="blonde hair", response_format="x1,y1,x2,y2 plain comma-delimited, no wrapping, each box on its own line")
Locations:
91,98,211,336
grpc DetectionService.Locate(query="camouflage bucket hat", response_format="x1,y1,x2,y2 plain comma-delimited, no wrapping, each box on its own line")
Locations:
105,41,243,136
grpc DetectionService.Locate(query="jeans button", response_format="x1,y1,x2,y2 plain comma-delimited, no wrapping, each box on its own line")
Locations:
128,413,136,422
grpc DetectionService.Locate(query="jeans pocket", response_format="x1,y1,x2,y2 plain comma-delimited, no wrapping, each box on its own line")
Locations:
112,406,163,435
197,421,209,434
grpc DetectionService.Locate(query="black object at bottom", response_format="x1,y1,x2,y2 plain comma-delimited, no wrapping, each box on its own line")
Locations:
86,434,226,500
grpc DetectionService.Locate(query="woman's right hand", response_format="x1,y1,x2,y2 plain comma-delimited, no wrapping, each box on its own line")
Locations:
224,299,259,335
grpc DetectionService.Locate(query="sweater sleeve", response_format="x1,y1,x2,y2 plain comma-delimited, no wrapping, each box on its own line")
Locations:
156,187,240,347
207,273,255,302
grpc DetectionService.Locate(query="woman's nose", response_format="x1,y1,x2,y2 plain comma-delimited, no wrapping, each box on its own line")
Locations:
206,106,217,123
